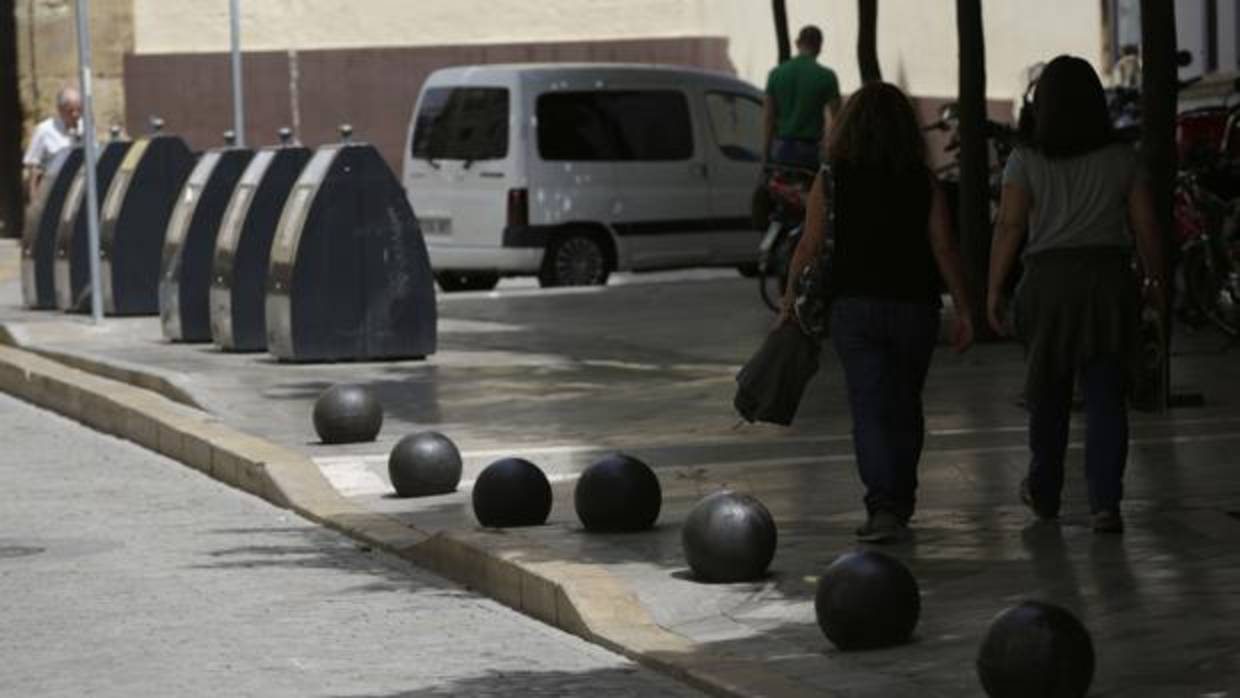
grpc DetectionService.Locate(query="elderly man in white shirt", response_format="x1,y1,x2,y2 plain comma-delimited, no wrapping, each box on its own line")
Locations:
23,86,82,200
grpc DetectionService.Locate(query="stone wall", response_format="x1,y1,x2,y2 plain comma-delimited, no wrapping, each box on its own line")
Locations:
15,0,133,141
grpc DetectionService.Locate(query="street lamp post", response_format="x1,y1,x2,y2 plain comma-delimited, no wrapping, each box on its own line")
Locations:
73,0,103,323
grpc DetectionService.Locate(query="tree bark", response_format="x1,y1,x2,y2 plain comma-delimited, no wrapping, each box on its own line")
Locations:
857,0,881,83
0,0,24,238
955,0,990,334
1140,0,1176,264
1140,0,1177,408
773,0,791,64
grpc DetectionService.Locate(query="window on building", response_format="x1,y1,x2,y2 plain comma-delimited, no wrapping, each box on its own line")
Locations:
412,87,509,161
705,92,764,162
536,90,693,161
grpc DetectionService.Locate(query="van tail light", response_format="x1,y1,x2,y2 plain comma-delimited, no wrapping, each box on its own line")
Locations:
507,188,529,228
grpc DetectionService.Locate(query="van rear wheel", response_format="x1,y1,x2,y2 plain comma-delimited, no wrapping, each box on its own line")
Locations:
436,271,500,292
539,233,611,287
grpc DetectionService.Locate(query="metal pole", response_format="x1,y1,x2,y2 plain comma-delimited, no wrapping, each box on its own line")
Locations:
229,0,245,147
74,0,103,323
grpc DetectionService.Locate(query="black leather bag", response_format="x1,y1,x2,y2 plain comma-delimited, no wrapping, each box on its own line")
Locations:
793,164,836,340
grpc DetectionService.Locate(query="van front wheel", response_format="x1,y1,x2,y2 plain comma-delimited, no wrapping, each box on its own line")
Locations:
436,271,500,292
539,233,611,288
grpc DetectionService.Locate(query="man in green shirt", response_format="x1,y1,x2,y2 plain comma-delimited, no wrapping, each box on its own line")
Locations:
763,25,842,168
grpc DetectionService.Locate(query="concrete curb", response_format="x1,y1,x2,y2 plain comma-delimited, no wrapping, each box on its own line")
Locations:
0,343,831,698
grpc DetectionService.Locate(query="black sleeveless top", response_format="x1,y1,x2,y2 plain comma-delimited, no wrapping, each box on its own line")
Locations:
829,160,940,304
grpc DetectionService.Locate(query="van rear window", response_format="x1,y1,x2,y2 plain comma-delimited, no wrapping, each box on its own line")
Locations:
537,91,692,161
412,87,509,161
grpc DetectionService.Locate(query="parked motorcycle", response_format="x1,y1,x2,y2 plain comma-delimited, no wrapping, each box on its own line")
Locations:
755,163,817,312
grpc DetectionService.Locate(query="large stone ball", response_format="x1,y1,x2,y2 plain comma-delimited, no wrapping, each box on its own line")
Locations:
815,550,920,650
472,457,552,528
976,600,1095,698
388,431,462,497
681,490,777,583
312,383,382,444
574,453,661,532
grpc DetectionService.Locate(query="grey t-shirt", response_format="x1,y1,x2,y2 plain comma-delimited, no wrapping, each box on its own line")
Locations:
1002,143,1138,256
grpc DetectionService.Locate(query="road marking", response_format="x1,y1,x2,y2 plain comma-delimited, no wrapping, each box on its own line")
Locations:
315,429,1240,498
315,416,1240,466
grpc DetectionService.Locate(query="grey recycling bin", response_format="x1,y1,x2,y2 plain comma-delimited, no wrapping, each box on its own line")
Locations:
210,132,310,352
54,132,131,312
22,146,84,309
98,127,195,315
265,128,436,362
159,136,253,342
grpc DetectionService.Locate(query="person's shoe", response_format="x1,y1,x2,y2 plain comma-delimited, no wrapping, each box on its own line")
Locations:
855,511,911,543
1092,509,1125,534
1020,477,1058,520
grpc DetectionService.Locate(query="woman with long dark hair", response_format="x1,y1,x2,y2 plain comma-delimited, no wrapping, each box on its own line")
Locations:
780,82,975,543
989,55,1166,533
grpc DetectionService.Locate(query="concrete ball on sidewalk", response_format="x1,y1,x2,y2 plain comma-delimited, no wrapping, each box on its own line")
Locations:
312,383,383,444
681,490,776,583
574,453,661,532
388,431,462,497
815,550,920,650
472,457,552,528
976,600,1095,698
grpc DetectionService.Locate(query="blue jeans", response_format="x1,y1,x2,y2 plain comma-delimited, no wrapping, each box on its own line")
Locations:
1027,356,1128,514
831,298,940,522
770,137,821,169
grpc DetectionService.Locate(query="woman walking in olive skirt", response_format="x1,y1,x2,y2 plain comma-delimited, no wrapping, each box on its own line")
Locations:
988,55,1167,533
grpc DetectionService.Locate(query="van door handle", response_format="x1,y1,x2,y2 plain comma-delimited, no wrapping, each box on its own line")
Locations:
690,163,708,179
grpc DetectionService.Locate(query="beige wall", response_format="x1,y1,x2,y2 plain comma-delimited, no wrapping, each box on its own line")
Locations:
704,0,1104,103
132,0,1105,105
132,0,711,52
16,0,133,139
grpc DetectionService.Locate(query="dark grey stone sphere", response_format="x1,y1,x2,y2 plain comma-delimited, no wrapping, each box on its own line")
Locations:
681,490,776,583
472,458,552,528
574,453,661,532
388,431,462,497
312,384,382,444
815,550,920,650
976,601,1095,698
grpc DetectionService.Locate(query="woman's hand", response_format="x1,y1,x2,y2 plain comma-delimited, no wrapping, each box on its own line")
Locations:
773,297,796,331
953,311,976,353
986,292,1008,337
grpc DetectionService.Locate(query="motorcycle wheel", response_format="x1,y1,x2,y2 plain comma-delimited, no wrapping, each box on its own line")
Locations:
1182,244,1240,336
758,227,797,312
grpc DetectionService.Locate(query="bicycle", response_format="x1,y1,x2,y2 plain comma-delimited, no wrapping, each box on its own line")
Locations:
1174,168,1240,336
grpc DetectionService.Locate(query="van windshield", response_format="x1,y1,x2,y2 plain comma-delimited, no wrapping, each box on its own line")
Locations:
412,87,509,161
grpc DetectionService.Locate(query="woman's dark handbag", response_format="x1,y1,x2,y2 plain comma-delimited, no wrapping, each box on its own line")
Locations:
734,323,821,426
793,164,836,339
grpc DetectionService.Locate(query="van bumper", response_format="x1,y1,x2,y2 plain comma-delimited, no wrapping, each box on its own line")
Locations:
426,240,543,272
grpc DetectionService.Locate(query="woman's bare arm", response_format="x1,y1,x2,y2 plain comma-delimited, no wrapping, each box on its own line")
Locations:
778,173,827,322
928,179,975,351
988,182,1030,334
1127,178,1168,303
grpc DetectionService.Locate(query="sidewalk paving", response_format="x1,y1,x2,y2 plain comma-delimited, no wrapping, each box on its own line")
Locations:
1,262,1238,696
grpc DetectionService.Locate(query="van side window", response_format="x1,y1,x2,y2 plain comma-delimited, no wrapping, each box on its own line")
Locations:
413,88,509,161
537,91,692,161
705,92,764,162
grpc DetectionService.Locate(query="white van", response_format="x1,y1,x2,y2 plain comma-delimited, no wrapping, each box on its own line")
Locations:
402,63,766,291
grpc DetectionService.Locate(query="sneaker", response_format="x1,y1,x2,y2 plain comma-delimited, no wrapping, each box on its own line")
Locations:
1020,477,1058,520
855,511,911,543
1092,510,1125,534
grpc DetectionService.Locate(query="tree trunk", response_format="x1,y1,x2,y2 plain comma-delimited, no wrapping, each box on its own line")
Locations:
1140,0,1177,408
0,0,24,238
1140,1,1176,266
955,0,990,335
857,0,881,83
773,0,791,64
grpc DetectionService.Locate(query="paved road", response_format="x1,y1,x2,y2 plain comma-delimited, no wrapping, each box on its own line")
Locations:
0,393,703,698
